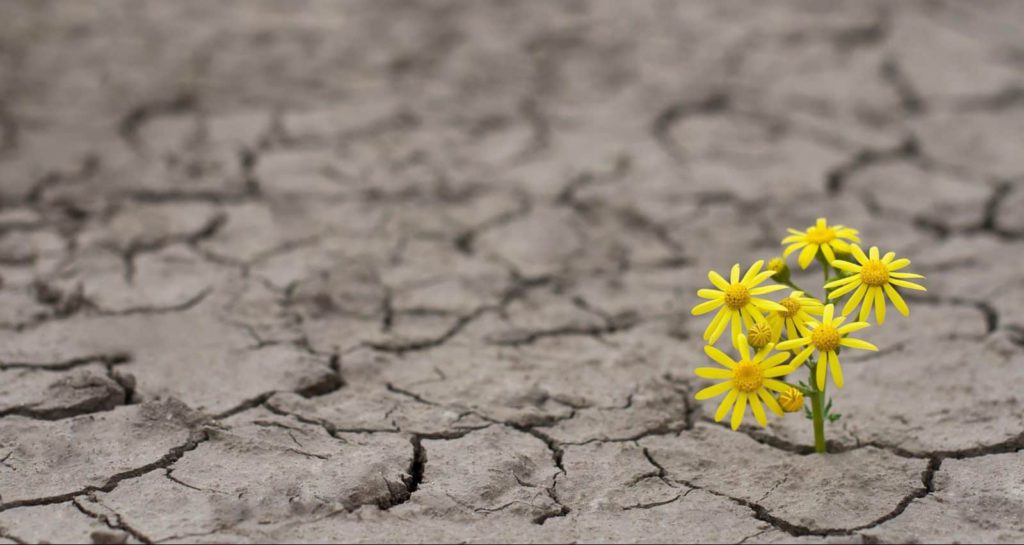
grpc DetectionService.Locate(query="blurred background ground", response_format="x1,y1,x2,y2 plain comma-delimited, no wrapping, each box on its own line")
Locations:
0,1,1023,543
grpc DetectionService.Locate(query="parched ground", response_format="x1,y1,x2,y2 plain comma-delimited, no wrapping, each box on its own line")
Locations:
1,1,1023,543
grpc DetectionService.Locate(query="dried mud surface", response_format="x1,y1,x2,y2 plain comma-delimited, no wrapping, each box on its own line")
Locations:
1,1,1023,543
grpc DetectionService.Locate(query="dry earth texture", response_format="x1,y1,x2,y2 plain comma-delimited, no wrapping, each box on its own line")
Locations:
1,1,1023,543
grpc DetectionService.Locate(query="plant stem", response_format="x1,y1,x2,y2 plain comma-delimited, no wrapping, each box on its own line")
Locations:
810,375,827,453
811,251,831,453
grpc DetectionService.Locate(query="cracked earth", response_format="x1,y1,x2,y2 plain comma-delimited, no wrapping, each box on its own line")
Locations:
1,1,1023,543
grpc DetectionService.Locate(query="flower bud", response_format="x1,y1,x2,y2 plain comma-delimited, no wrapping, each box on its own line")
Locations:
778,387,804,413
747,321,773,350
767,257,790,284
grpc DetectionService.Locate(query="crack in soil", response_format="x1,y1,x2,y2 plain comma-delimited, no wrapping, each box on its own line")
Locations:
0,429,209,513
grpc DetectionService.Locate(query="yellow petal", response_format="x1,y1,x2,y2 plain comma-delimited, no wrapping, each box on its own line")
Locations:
708,308,731,344
750,284,787,295
798,243,818,269
785,319,798,343
822,303,835,323
708,270,730,290
837,321,870,335
764,365,795,378
884,283,910,316
783,242,805,258
715,389,738,421
752,298,787,312
759,352,790,369
831,260,862,273
758,389,784,416
831,239,852,253
696,381,734,400
730,263,741,284
731,392,748,430
839,337,878,351
828,278,862,299
764,379,791,393
692,298,724,316
874,285,886,325
791,345,815,367
697,288,724,299
850,244,869,265
695,367,733,380
821,243,836,263
889,279,926,291
828,351,844,389
742,260,764,284
749,394,767,427
824,274,860,288
735,333,750,362
816,355,827,390
881,251,895,264
887,258,911,271
859,286,876,322
704,345,737,369
748,270,777,287
842,284,868,317
890,272,925,279
704,307,729,341
740,307,755,331
869,246,880,261
776,338,810,351
730,311,742,347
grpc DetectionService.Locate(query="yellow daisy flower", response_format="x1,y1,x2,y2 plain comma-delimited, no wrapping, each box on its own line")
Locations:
767,290,824,345
823,245,926,325
694,335,793,430
781,217,861,269
776,304,877,390
691,260,787,345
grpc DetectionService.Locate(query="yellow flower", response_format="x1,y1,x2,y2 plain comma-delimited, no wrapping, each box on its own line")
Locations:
778,387,804,413
823,245,926,325
691,260,787,345
781,217,861,269
694,335,794,430
776,304,877,390
767,290,823,344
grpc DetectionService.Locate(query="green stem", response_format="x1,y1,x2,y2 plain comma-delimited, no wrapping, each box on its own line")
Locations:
816,253,831,293
810,374,827,453
811,251,831,453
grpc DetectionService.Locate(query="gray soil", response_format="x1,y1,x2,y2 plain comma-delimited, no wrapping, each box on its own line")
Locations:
1,1,1023,543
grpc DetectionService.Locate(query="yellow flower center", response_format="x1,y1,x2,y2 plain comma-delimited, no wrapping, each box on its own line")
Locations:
747,322,773,349
811,324,840,352
778,387,804,412
805,226,836,245
732,361,763,393
767,257,786,273
860,260,889,286
724,283,750,310
778,297,802,318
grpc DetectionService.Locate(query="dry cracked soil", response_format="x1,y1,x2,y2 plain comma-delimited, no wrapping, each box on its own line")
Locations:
1,1,1023,543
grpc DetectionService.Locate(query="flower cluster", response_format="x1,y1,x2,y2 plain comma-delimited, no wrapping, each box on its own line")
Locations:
690,218,926,451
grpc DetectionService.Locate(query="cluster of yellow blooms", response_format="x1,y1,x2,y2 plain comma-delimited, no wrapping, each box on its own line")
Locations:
690,218,926,449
